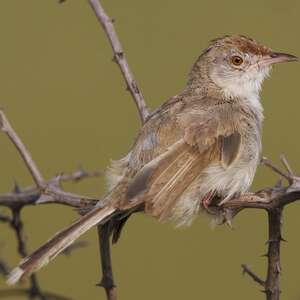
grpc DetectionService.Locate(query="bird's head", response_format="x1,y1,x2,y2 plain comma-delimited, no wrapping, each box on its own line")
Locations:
189,35,298,100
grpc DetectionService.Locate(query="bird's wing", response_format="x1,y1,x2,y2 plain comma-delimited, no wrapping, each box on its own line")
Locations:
122,117,241,221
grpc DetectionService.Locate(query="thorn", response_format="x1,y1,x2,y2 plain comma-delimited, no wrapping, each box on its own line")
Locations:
49,174,63,188
131,82,140,94
276,262,281,274
261,253,268,258
279,154,294,176
280,236,287,242
116,51,124,58
12,181,21,194
274,179,283,189
111,18,115,23
112,55,117,63
96,278,116,289
265,239,280,245
36,193,53,204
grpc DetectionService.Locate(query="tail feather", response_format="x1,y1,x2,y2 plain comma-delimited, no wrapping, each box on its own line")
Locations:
7,205,116,285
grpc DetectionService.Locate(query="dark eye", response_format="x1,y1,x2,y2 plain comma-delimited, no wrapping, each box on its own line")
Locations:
231,55,244,66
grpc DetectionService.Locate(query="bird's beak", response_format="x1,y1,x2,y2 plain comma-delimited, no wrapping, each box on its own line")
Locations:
259,52,298,68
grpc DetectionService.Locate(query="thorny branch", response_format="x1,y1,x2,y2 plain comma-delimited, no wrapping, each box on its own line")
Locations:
0,109,100,210
2,112,300,300
88,0,150,124
0,111,44,187
0,201,82,299
0,109,102,299
0,1,298,300
86,1,150,299
221,156,300,300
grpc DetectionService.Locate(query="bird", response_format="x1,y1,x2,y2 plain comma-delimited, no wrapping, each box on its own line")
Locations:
7,35,298,284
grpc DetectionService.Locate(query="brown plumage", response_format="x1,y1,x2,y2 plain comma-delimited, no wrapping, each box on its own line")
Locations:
7,35,298,284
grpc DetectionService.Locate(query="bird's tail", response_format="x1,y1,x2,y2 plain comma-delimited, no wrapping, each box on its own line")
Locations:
7,205,116,285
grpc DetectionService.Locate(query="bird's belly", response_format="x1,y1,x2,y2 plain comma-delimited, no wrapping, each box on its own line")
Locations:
200,159,258,200
171,155,259,226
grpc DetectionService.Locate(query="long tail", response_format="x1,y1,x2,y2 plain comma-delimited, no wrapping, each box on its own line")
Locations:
7,205,116,285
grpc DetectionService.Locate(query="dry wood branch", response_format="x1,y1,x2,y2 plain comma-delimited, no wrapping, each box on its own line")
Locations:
0,110,102,210
265,208,282,300
279,154,294,177
0,110,44,186
88,0,150,123
0,169,101,209
7,207,54,300
230,157,300,300
261,157,292,183
0,110,102,299
2,107,300,300
241,264,265,287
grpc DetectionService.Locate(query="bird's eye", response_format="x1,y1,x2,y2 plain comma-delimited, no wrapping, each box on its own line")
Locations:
231,55,244,66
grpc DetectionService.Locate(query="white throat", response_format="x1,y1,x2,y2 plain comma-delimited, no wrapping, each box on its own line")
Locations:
210,66,271,117
222,78,263,115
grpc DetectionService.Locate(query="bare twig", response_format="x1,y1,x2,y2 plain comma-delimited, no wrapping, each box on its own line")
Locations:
8,207,48,300
88,0,150,123
241,264,265,287
0,170,101,209
279,154,294,177
38,182,99,208
0,110,44,187
261,157,292,184
0,110,102,210
0,110,103,299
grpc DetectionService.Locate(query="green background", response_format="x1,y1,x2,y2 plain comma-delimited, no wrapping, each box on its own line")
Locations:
0,1,299,299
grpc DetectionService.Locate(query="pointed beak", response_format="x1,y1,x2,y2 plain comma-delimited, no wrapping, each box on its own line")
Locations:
259,52,298,68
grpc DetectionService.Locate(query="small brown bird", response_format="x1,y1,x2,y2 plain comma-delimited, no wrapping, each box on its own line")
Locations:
7,35,297,284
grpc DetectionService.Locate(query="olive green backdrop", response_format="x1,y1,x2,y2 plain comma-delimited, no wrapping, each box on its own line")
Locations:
0,1,299,299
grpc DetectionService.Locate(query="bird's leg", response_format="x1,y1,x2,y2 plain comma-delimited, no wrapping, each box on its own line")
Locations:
201,191,216,209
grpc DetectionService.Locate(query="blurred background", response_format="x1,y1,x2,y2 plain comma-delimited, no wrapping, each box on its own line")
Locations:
0,0,299,299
